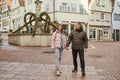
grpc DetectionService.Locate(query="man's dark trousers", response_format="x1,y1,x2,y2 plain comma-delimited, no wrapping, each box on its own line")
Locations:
72,49,85,72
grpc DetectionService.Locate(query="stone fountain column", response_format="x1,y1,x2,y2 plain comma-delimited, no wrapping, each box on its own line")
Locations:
34,0,43,34
35,0,42,17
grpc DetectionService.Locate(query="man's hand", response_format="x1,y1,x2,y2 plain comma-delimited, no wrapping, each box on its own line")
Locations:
84,48,87,53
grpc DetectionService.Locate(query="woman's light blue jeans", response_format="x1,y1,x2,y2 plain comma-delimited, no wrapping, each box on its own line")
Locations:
55,48,63,70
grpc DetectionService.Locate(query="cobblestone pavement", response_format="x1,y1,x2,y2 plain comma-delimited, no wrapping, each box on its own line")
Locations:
0,34,120,80
0,61,104,80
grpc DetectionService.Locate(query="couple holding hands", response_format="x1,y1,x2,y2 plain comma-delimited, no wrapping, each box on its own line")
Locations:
51,22,88,76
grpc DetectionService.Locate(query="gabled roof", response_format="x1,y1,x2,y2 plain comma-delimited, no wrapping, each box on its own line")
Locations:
6,0,11,10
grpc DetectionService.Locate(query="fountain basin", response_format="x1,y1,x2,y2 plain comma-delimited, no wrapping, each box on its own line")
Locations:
8,33,51,47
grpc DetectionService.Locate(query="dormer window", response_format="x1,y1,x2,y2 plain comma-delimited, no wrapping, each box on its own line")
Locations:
96,0,101,5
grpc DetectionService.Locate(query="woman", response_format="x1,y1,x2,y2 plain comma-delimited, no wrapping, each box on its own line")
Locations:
51,24,66,76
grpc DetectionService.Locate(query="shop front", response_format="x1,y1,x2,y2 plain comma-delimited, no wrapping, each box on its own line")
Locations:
89,26,110,41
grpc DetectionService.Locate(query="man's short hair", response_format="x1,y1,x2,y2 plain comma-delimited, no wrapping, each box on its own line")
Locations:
77,22,81,26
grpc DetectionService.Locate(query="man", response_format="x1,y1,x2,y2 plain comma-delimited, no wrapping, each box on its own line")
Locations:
66,22,88,76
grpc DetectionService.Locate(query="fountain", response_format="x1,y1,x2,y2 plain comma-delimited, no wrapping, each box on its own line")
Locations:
8,0,58,47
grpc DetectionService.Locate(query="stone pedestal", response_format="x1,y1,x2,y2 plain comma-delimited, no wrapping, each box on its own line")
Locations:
8,34,51,47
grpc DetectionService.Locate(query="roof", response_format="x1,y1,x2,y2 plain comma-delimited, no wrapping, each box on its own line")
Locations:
88,0,115,6
111,0,115,7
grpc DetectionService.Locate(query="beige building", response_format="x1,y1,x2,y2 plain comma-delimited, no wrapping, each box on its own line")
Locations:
88,0,113,41
1,0,11,32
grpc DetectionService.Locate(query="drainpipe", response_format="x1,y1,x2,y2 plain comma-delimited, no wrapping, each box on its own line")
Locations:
111,6,114,41
53,0,55,21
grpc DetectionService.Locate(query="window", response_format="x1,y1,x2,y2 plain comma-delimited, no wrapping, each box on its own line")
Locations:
96,0,101,5
60,3,76,12
118,14,120,21
28,0,32,5
104,29,109,38
96,0,104,6
71,3,76,12
63,24,68,35
117,0,120,7
101,13,104,20
60,3,67,12
80,4,87,14
114,13,118,21
46,4,49,12
90,11,95,21
104,14,109,21
90,29,96,40
104,29,108,34
96,13,100,21
80,4,84,14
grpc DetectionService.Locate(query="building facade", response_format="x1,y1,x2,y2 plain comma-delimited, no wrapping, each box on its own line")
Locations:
88,0,113,41
10,0,25,30
1,0,11,32
43,0,88,35
112,0,120,41
0,14,1,32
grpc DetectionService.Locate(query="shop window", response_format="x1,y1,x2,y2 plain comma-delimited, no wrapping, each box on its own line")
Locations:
63,24,68,35
90,29,96,40
104,29,108,34
71,24,74,31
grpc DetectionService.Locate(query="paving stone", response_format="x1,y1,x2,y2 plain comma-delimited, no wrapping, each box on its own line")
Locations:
1,41,119,80
46,77,66,80
3,71,22,75
0,73,15,78
0,78,6,80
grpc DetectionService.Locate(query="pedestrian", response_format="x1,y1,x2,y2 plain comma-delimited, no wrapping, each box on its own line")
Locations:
51,24,67,76
66,22,88,77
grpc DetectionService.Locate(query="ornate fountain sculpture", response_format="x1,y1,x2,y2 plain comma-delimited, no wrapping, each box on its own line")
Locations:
13,0,57,36
8,0,59,47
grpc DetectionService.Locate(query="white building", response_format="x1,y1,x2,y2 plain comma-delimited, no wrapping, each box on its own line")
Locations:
10,0,25,30
43,0,88,35
112,0,120,41
0,14,1,32
88,0,113,41
1,0,11,32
